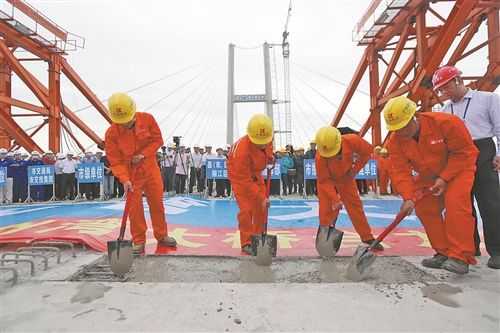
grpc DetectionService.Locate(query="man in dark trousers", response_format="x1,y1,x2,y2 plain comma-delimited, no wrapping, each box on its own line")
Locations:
433,66,500,269
304,140,317,195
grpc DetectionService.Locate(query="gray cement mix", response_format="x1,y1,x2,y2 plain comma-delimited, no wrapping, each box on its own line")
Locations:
72,255,437,284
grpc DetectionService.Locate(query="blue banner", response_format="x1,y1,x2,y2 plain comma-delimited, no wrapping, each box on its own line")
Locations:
262,161,281,179
302,159,377,180
28,165,55,185
206,159,227,179
356,159,378,179
0,167,6,185
303,159,316,180
76,163,104,183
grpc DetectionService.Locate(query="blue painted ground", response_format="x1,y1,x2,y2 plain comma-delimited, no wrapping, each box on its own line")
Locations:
0,196,429,229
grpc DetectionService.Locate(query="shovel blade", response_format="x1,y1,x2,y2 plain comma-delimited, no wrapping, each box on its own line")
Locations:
107,240,133,276
251,234,277,266
346,244,376,280
315,226,344,258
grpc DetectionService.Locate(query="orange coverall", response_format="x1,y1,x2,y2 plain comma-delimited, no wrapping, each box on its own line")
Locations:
387,112,478,264
316,134,375,242
376,155,391,194
227,135,274,248
105,112,169,245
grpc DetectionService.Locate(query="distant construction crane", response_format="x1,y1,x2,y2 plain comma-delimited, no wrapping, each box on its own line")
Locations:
333,0,500,146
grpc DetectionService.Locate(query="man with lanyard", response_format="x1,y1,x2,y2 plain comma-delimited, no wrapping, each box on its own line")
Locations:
433,66,500,269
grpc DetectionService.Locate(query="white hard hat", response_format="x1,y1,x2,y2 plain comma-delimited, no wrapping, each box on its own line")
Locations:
66,151,74,155
0,148,7,154
31,151,41,156
56,153,65,159
193,144,200,148
45,150,54,155
13,151,21,155
6,151,13,157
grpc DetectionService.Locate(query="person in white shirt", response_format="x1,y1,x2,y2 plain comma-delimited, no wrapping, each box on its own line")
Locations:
189,145,204,193
174,146,189,194
433,65,500,269
61,152,79,200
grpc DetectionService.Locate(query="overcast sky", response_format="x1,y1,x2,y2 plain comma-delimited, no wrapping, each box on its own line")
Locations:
3,0,494,153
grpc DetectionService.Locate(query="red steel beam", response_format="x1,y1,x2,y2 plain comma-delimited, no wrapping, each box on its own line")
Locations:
410,0,480,98
48,54,62,152
0,106,42,152
61,58,111,123
415,4,428,67
487,8,500,65
448,15,484,65
0,22,51,60
368,46,381,145
0,40,51,108
377,23,411,98
0,96,48,115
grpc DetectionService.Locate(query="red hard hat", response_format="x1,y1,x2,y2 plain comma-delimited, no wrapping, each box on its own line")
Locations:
432,66,462,90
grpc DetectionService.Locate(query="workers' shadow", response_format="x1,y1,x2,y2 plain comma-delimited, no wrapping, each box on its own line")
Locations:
239,259,275,283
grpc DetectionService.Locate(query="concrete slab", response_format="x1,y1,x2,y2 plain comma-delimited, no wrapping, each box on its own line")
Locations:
0,256,498,332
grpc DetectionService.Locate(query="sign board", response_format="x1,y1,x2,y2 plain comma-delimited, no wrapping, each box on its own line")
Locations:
206,159,227,179
76,163,104,183
262,161,281,180
233,94,266,103
302,159,377,180
28,165,55,185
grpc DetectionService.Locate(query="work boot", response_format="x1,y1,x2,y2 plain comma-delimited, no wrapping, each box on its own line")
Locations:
487,256,500,269
363,239,384,251
475,249,481,256
421,253,448,269
241,245,253,255
132,243,145,255
158,236,177,247
442,258,469,274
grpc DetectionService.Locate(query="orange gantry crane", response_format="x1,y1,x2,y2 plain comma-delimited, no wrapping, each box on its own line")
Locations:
333,0,500,146
0,0,110,153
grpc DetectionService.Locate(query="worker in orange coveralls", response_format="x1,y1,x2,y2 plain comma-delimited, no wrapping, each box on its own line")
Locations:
104,92,177,254
227,114,274,255
315,126,383,250
374,146,392,195
384,95,478,274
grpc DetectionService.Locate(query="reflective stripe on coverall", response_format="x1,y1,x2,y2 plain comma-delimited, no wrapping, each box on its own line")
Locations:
227,135,274,248
316,134,375,242
387,112,479,264
105,112,169,245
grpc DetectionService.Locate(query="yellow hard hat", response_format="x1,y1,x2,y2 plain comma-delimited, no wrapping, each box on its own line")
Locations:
315,126,341,158
108,93,136,124
247,113,273,145
310,139,316,144
374,145,383,154
380,148,389,156
383,95,416,131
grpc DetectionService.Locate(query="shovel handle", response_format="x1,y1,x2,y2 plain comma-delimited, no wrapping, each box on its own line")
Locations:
370,188,432,249
117,193,133,241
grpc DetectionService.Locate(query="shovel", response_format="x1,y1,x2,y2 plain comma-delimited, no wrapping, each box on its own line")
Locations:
347,210,407,279
251,167,277,266
315,214,344,258
107,191,133,277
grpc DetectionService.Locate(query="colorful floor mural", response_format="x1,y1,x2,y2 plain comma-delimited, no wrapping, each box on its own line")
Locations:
0,196,484,256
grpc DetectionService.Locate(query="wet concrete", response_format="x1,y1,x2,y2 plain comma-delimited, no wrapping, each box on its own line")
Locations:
420,283,463,308
73,255,437,284
70,283,112,304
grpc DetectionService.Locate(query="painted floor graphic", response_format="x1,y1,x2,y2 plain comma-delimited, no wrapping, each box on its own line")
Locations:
0,196,483,256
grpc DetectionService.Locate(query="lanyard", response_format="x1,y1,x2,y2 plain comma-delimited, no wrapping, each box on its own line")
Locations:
450,97,471,120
